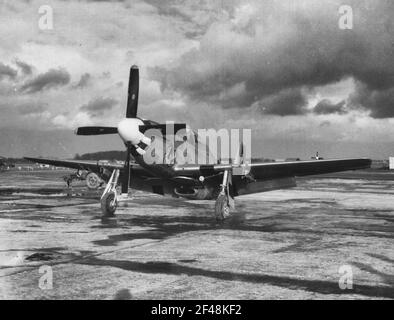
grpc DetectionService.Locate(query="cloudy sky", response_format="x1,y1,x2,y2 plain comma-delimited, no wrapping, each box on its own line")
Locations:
0,0,393,159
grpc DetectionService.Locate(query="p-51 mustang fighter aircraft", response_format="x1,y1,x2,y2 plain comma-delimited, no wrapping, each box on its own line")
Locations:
25,66,371,221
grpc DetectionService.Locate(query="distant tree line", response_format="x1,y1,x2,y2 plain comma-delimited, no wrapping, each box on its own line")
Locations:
0,157,30,164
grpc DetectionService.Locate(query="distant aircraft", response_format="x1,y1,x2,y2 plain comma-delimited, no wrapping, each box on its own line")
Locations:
311,152,324,160
25,66,371,221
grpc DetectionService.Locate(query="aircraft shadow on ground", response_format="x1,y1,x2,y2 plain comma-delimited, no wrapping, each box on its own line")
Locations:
352,253,394,287
90,213,283,247
77,256,394,299
90,207,394,248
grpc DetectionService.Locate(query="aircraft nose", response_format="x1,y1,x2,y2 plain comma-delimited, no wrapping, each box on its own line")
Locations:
117,118,148,146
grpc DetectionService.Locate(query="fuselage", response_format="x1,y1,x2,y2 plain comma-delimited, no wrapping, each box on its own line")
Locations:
118,118,216,179
131,132,216,179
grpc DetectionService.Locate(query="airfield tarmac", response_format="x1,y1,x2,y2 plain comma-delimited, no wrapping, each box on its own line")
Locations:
0,169,393,299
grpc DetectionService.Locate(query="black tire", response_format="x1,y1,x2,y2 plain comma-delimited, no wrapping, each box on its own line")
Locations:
101,192,117,217
215,194,230,221
86,172,101,190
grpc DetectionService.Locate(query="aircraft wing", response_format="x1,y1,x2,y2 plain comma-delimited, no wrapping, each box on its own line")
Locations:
24,157,146,174
174,158,372,179
247,158,371,179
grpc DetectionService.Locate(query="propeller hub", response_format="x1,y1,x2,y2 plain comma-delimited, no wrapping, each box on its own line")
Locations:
117,118,145,145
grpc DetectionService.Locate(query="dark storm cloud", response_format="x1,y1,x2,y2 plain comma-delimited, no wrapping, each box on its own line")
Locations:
72,73,91,89
145,1,192,23
79,97,118,117
20,68,70,93
0,62,17,80
149,0,394,117
313,99,347,115
143,0,238,38
349,82,394,118
144,0,235,21
15,60,33,76
257,88,308,116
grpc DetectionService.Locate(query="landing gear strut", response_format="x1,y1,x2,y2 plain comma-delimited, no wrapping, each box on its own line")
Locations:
100,169,120,217
214,169,234,221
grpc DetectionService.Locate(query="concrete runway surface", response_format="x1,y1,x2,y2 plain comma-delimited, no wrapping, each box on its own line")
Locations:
0,170,393,299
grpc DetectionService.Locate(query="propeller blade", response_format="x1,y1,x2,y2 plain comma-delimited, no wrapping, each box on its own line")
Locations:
126,65,139,118
75,126,118,135
139,123,186,135
121,143,131,194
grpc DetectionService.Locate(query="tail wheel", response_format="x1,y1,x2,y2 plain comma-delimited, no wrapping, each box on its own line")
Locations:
101,191,117,216
215,194,231,221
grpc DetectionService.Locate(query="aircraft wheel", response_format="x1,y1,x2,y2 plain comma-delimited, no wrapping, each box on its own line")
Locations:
215,194,231,221
101,191,117,217
86,172,101,189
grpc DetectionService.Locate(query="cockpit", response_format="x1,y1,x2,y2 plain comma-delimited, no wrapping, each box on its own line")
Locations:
143,127,217,166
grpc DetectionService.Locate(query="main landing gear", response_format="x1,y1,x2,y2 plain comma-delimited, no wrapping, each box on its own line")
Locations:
214,169,235,221
100,169,120,217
